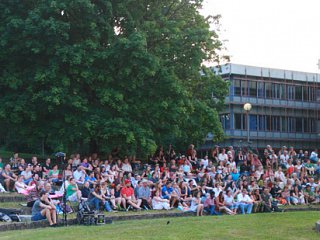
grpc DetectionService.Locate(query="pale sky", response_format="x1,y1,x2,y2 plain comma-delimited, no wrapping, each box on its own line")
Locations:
202,0,320,73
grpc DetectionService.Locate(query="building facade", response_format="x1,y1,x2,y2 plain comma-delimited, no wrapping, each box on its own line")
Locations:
211,63,320,150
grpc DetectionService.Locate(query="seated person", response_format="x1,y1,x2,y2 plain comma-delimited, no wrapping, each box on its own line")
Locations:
21,164,33,185
81,181,91,199
121,179,141,210
204,192,220,215
237,189,253,214
0,164,18,191
31,190,57,226
88,184,112,212
48,164,60,183
66,177,82,202
73,165,86,186
189,191,204,216
15,175,36,196
152,190,170,210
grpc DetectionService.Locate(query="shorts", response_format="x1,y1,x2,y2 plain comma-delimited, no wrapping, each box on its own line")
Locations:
31,212,46,221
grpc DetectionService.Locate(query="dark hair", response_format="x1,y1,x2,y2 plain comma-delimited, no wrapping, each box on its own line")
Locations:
39,190,47,197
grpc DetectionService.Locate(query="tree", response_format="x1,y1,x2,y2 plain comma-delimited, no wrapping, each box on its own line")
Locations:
0,0,228,157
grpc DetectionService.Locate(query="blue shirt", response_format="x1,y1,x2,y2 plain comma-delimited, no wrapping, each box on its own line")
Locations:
161,185,173,199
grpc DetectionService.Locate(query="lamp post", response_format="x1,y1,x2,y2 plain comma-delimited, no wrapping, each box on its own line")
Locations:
243,103,252,143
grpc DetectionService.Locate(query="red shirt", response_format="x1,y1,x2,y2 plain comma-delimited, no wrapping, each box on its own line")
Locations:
121,187,134,198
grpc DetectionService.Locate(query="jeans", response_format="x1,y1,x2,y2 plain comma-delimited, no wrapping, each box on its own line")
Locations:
239,203,253,214
204,205,221,215
89,197,112,212
23,178,33,185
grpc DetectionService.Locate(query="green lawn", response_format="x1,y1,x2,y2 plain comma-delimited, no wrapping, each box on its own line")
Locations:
0,212,319,240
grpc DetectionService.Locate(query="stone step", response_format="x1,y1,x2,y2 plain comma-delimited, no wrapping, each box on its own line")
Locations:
19,215,32,223
0,195,25,202
20,207,32,215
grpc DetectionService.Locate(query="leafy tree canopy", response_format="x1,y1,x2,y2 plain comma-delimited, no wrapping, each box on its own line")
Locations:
0,0,228,157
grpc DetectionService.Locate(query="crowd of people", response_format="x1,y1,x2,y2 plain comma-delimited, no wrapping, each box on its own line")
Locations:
0,144,319,224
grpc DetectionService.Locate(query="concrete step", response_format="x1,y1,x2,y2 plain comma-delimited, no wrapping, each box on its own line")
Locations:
19,215,32,223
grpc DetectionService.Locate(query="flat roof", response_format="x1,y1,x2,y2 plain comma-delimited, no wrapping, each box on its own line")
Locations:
213,63,320,83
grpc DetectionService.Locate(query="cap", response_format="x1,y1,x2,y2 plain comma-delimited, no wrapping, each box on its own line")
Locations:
141,179,148,184
124,179,131,185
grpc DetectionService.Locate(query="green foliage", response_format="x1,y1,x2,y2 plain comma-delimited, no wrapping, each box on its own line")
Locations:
0,0,228,157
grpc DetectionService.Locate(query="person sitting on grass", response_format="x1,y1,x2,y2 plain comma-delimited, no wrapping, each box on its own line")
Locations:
152,190,170,210
112,183,126,210
237,189,253,214
252,188,263,212
261,187,282,212
189,191,204,216
215,191,235,215
304,184,316,204
224,189,239,214
31,190,57,226
138,179,152,210
204,192,220,215
88,184,112,212
121,179,142,210
161,180,176,208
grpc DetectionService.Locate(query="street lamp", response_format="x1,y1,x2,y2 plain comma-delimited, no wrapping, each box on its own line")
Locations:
243,103,252,143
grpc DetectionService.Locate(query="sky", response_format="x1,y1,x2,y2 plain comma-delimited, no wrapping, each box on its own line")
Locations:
201,0,320,73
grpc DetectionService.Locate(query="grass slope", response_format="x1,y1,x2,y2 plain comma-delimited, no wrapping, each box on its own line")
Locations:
0,212,319,240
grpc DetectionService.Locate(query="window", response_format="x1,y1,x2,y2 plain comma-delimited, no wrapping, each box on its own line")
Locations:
258,115,266,131
317,89,320,102
220,114,231,130
249,81,257,97
241,81,248,96
266,115,272,131
281,116,287,132
257,82,265,98
309,87,316,101
271,116,280,131
234,113,243,130
233,79,241,96
295,86,302,101
249,115,257,130
265,82,272,98
304,118,309,133
279,84,286,99
288,117,296,132
303,86,308,101
272,84,280,99
288,85,295,100
296,118,303,132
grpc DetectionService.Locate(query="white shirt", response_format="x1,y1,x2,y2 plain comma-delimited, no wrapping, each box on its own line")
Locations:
274,171,286,183
224,194,235,205
73,170,85,183
237,193,252,203
201,159,209,168
218,153,228,162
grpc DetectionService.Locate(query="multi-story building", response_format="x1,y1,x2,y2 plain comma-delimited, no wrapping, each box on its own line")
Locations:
209,63,320,150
